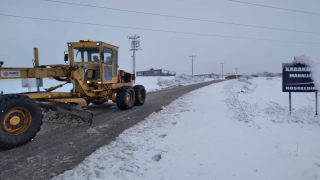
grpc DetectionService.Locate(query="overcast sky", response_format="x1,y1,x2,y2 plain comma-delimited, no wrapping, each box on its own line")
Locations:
0,0,319,75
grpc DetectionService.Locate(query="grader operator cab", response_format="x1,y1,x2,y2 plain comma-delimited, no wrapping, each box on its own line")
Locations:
0,40,146,149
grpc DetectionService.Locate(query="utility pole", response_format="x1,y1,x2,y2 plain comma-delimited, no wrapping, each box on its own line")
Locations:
235,68,238,79
189,55,196,77
220,63,224,79
128,35,141,76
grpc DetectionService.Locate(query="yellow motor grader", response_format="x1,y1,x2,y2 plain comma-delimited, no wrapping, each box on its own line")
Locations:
0,40,146,149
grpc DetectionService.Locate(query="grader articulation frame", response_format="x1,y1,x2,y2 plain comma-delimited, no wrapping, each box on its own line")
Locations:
0,40,146,149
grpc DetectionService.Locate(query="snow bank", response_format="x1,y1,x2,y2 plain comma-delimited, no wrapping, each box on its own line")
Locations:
224,77,320,126
157,74,212,89
52,97,193,180
134,76,176,92
224,77,258,123
0,75,215,94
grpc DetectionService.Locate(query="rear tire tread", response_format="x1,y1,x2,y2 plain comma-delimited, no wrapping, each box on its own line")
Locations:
133,85,146,106
116,86,135,110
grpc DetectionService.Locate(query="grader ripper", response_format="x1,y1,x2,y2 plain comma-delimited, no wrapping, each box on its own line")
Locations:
0,40,146,149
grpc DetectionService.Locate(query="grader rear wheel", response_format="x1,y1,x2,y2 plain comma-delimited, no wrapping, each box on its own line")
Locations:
0,94,43,149
133,85,146,106
116,87,135,110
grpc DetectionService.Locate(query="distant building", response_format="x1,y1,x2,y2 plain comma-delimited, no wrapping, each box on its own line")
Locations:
257,72,271,77
225,75,242,79
256,72,282,77
136,68,176,76
194,73,219,79
274,73,282,77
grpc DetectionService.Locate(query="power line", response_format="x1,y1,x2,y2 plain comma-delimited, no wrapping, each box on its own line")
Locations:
0,13,319,45
41,0,320,35
171,0,208,5
227,0,320,16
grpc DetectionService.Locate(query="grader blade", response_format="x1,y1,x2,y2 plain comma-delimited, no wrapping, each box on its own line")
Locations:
37,102,93,126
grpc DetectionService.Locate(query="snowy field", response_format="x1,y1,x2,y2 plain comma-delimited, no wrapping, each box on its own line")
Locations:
50,77,320,180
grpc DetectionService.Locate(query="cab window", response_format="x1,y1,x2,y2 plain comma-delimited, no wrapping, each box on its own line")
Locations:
103,47,113,65
73,47,99,62
113,50,118,77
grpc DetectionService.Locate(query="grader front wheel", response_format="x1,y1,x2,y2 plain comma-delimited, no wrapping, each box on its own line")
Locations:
0,94,43,149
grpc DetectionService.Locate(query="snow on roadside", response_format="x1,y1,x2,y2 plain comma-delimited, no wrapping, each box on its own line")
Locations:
224,77,258,123
52,88,200,180
0,75,215,94
225,77,319,126
134,76,175,92
53,77,320,180
157,74,215,89
136,74,216,92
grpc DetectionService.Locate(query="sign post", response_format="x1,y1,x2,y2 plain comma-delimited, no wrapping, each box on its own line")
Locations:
316,91,318,115
289,92,291,114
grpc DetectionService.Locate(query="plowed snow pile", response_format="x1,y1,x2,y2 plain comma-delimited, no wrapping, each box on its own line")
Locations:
42,110,88,126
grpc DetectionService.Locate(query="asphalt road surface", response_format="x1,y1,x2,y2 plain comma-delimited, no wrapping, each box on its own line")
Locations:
0,80,224,180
